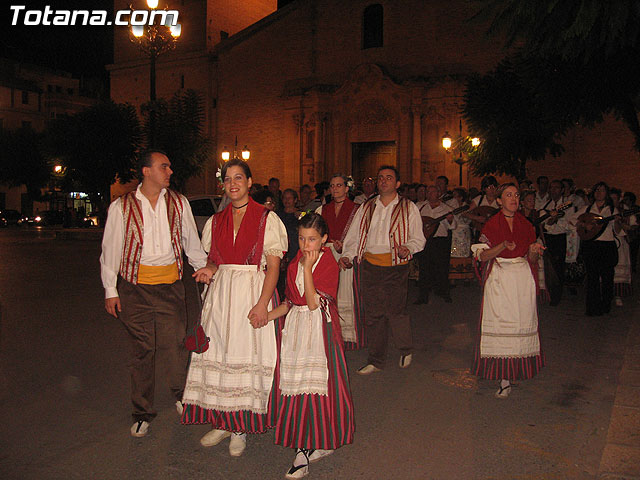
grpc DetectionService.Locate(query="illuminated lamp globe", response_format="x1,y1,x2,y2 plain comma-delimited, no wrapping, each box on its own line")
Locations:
147,0,159,9
241,146,250,160
442,132,452,150
221,148,230,162
170,24,182,37
471,137,480,147
131,25,144,37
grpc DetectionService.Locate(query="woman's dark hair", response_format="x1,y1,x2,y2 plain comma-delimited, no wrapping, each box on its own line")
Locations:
251,189,273,205
481,175,498,191
590,181,614,209
452,187,468,203
221,158,252,180
298,212,328,237
496,182,518,199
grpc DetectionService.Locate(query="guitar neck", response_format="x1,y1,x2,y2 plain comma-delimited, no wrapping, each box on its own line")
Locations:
429,205,469,223
598,207,639,224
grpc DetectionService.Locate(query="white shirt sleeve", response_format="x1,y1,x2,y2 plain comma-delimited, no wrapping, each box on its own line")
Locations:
341,204,365,260
405,202,427,254
100,199,124,299
200,216,213,254
263,211,288,259
180,195,208,271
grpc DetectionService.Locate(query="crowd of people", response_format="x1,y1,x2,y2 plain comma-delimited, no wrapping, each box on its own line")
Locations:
100,150,638,478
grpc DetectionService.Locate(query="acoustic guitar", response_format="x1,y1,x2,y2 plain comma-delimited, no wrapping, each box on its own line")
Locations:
471,205,499,231
421,205,470,240
533,201,573,226
577,206,640,241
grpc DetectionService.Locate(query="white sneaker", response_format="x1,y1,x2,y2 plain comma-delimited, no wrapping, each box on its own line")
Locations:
175,401,184,416
130,420,149,437
357,364,382,375
200,429,231,447
495,385,511,399
229,432,247,456
399,354,412,368
285,449,310,479
308,449,334,463
615,297,623,307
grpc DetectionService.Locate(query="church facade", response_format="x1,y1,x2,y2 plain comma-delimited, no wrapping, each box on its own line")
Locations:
109,0,639,196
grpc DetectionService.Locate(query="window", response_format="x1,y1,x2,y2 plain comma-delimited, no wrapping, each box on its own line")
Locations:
21,91,29,104
362,4,383,49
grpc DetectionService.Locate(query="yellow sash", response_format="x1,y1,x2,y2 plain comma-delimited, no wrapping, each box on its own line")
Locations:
137,263,179,285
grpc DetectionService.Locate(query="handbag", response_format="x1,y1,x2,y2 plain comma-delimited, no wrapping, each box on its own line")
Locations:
185,281,210,354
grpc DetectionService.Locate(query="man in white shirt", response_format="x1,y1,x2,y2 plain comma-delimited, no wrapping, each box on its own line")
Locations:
541,180,570,306
353,176,376,205
534,175,551,210
415,185,456,304
100,151,209,438
340,166,426,374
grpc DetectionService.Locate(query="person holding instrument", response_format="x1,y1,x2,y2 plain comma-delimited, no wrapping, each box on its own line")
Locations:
471,183,546,399
575,182,621,316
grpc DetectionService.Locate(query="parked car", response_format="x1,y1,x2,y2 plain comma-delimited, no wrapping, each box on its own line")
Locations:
20,210,64,226
0,209,22,227
188,195,221,235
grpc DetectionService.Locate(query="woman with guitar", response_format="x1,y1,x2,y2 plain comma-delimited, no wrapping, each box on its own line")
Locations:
466,176,499,240
471,183,545,399
575,182,621,316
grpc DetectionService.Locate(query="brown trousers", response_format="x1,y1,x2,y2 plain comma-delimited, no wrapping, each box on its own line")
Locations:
118,277,189,422
361,260,412,368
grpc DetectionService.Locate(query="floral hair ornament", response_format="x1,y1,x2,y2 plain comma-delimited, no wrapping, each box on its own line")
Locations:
216,166,224,191
298,210,313,221
346,176,355,190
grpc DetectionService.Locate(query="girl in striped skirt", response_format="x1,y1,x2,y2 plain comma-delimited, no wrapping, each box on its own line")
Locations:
471,183,546,399
267,212,355,479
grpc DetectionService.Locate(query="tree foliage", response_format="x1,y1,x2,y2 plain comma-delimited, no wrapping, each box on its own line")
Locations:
141,89,211,191
464,0,640,176
46,100,142,211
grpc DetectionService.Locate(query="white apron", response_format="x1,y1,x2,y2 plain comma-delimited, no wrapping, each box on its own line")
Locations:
181,264,277,414
326,242,357,343
480,257,540,358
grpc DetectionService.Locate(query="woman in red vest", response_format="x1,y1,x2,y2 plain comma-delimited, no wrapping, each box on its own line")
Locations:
181,158,288,456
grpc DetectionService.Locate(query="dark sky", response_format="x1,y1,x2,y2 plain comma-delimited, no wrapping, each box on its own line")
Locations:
1,1,113,77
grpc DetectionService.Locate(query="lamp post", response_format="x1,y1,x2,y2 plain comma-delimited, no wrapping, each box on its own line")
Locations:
441,119,480,186
221,136,250,162
130,0,181,147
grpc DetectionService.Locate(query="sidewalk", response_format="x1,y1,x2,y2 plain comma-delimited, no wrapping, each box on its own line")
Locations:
598,299,640,479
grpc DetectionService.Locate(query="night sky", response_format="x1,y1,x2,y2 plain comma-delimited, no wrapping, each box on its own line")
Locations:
2,1,113,77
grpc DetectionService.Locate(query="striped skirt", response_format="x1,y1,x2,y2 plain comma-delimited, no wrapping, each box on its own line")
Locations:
274,317,355,450
345,260,367,351
181,318,282,434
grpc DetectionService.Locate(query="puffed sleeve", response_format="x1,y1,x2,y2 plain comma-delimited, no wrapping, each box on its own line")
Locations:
263,211,288,259
200,216,214,254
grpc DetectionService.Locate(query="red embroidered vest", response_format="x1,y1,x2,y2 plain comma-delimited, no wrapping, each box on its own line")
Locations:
119,189,184,284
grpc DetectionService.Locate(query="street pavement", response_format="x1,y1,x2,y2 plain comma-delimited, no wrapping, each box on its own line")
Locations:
0,227,638,480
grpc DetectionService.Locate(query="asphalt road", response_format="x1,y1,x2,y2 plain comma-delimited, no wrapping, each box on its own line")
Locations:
0,228,634,479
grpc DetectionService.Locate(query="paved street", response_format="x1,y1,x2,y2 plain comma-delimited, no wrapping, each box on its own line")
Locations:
0,228,637,479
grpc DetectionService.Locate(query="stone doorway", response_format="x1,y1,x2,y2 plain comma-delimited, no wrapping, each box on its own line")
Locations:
351,141,397,184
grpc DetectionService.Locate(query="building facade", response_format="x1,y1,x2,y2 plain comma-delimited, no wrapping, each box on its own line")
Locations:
109,0,640,197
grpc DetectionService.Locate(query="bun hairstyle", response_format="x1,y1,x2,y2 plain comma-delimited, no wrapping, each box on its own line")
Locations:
298,211,328,237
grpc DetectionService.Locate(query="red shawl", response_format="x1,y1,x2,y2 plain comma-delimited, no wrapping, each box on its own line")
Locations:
285,247,343,344
208,198,269,266
321,199,358,243
480,211,535,258
479,210,538,288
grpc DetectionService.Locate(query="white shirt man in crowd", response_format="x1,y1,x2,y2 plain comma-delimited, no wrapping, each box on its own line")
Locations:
100,151,209,438
340,166,426,374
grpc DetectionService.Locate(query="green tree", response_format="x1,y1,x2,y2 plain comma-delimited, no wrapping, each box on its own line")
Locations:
47,101,142,214
464,0,640,176
0,126,50,200
142,89,211,191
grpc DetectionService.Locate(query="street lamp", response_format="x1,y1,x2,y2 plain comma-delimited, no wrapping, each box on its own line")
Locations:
441,119,480,186
221,136,250,162
129,0,182,147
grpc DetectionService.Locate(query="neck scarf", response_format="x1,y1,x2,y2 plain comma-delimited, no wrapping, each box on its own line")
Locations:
321,198,358,243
